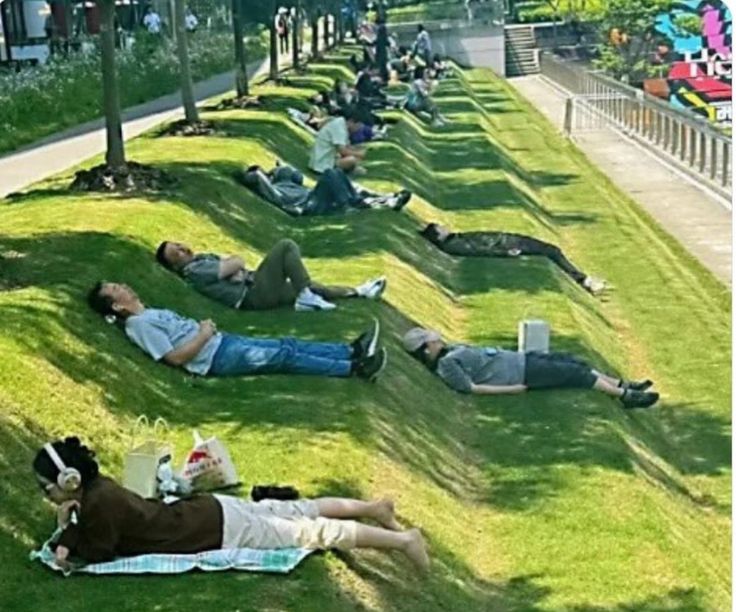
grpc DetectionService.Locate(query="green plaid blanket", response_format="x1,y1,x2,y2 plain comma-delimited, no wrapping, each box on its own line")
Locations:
30,529,312,577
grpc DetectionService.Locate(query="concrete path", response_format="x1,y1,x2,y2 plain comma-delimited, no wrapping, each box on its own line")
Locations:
0,52,282,198
510,75,732,285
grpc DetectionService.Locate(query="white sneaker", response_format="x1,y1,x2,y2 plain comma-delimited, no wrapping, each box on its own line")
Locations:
355,276,387,299
295,287,337,311
583,276,606,294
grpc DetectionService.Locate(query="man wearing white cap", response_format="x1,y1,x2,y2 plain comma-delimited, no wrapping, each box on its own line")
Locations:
401,328,659,409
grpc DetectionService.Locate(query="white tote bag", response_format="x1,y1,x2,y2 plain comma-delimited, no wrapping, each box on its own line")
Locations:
122,416,172,499
180,430,239,492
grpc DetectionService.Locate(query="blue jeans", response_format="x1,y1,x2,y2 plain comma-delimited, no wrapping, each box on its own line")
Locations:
209,334,353,378
309,168,364,214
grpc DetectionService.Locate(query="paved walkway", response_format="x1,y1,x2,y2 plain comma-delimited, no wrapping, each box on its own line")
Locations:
510,75,732,285
0,53,281,199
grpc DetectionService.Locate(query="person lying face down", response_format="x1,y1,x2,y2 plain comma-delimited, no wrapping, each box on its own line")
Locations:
87,281,387,381
402,327,659,409
419,223,607,296
156,238,387,312
238,163,411,216
33,437,430,571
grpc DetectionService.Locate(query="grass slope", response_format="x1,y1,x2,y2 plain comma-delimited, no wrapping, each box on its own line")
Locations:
0,51,730,611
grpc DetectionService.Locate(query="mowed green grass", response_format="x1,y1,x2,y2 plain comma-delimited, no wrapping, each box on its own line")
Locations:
0,51,730,611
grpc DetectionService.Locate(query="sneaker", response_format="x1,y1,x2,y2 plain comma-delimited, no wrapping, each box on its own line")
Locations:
392,190,412,211
295,287,337,312
583,276,607,294
351,318,380,360
356,348,387,382
355,277,387,299
622,378,654,392
620,389,659,410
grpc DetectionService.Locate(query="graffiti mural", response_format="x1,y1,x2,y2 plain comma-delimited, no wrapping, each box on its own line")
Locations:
654,0,732,124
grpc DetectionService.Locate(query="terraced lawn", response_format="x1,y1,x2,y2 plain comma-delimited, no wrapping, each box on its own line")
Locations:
0,50,730,611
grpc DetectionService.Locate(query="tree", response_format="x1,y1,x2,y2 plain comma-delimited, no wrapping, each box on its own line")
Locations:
292,0,301,69
594,0,695,83
232,0,249,96
98,0,126,170
269,0,278,79
174,0,199,123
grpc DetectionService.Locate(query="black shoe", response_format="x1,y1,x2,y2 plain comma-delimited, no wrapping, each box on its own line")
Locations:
351,318,380,360
622,378,654,392
356,348,387,382
392,190,412,211
620,389,659,409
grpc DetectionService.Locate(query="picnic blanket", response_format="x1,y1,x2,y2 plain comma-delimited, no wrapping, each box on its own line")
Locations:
30,529,312,577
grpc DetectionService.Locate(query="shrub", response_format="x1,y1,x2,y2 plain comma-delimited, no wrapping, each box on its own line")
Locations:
0,29,268,155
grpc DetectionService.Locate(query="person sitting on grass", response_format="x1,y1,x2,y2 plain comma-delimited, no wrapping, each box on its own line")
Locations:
309,107,368,174
420,223,607,295
87,282,387,381
405,66,446,127
238,163,411,216
402,328,659,409
33,437,430,571
156,238,387,312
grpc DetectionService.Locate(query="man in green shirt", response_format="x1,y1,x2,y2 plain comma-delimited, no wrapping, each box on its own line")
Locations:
156,238,386,312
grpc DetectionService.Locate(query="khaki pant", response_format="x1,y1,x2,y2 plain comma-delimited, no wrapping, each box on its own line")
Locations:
242,239,311,310
215,495,358,551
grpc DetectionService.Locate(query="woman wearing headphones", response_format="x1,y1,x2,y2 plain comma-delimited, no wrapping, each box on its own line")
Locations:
33,437,429,571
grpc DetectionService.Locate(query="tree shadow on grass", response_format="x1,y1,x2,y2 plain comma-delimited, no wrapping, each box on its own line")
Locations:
568,587,707,611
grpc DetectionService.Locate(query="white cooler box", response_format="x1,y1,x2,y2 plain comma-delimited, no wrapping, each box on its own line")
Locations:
518,320,550,353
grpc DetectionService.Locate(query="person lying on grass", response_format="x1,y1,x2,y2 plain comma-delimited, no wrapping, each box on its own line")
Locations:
402,328,659,409
33,437,430,571
87,282,387,381
420,223,607,296
156,238,387,312
309,107,368,175
239,163,411,216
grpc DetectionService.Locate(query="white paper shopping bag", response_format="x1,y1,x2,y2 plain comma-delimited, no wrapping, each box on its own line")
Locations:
122,417,172,499
180,430,239,492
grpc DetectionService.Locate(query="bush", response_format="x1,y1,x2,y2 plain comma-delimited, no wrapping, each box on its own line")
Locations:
0,29,268,155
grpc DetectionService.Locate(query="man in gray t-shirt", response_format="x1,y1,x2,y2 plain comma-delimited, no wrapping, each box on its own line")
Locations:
156,238,387,312
86,282,389,382
401,327,659,409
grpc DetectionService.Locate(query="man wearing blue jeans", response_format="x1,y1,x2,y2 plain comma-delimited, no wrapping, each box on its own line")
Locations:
239,164,411,216
86,282,387,381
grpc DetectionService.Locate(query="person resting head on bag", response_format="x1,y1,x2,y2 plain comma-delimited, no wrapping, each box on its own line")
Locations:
33,437,430,572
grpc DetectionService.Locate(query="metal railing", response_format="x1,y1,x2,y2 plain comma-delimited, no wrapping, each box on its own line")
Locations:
541,52,732,198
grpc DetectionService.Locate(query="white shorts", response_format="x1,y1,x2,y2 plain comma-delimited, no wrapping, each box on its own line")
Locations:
214,495,358,551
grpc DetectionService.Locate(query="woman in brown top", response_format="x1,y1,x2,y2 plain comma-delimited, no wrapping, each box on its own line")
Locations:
33,437,429,572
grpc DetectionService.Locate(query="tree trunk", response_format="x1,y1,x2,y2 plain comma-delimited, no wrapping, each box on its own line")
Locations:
322,12,329,50
232,0,248,96
291,2,299,68
174,0,198,123
99,0,126,170
311,11,319,58
337,5,344,43
269,2,278,79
